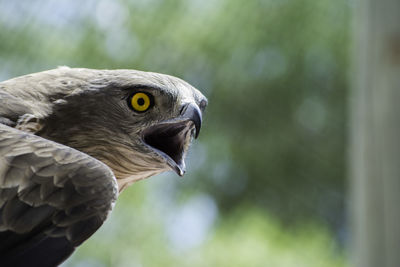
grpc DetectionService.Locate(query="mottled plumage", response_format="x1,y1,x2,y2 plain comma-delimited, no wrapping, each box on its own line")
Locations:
0,67,207,266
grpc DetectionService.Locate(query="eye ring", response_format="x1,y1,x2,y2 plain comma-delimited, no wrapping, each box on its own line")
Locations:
128,92,154,113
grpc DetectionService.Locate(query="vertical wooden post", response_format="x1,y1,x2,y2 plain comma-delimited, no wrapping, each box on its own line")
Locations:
350,0,400,267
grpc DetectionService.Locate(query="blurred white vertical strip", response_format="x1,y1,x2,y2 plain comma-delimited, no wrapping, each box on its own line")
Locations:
350,0,400,266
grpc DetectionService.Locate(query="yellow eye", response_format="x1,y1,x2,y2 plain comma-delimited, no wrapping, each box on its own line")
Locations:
129,92,153,112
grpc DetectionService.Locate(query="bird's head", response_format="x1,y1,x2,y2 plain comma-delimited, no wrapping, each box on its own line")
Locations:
41,68,207,191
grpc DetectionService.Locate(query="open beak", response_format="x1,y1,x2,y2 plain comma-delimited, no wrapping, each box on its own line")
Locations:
141,103,203,176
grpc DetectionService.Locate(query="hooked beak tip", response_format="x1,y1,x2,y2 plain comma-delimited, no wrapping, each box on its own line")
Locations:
181,103,202,139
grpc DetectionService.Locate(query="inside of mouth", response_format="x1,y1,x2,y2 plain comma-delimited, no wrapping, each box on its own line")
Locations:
143,123,189,165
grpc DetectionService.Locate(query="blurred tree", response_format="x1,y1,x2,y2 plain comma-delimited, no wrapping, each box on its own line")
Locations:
0,0,349,229
174,0,350,234
0,0,350,265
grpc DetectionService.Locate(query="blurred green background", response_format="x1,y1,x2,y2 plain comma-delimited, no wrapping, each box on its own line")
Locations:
0,0,350,266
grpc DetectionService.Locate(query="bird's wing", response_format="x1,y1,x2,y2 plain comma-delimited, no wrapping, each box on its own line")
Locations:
0,123,118,267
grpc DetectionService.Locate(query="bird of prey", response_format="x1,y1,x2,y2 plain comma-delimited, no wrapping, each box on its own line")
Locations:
0,67,207,267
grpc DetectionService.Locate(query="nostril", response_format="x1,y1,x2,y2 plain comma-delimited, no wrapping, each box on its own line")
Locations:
199,99,208,112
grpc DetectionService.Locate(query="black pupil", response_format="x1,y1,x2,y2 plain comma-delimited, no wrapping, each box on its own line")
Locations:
137,97,145,106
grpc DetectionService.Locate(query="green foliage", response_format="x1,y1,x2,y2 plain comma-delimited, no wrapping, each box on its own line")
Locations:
197,208,346,267
65,187,346,267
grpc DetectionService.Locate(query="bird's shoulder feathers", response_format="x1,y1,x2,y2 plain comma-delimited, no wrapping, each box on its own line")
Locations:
0,123,118,267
